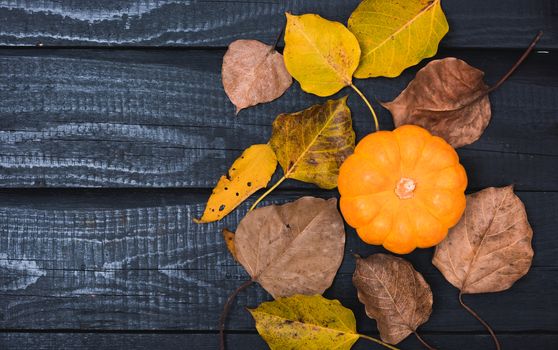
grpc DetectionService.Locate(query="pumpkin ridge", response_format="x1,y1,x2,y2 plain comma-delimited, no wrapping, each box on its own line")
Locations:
352,153,400,182
393,125,429,176
363,194,395,227
412,136,459,177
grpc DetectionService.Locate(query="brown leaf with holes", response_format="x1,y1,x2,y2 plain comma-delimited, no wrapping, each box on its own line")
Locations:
235,196,345,298
222,229,238,262
433,186,534,294
222,39,292,113
352,254,433,345
383,58,491,148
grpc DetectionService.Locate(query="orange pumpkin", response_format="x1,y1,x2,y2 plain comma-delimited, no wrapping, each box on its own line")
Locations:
338,125,467,254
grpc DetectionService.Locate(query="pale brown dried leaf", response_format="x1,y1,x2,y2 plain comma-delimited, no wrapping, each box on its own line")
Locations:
235,197,345,298
383,58,491,148
353,254,433,345
433,186,534,294
222,228,237,262
222,39,292,113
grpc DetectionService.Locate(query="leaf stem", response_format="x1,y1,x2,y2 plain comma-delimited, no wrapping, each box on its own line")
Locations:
359,334,400,350
249,175,287,211
220,279,255,350
350,83,380,132
487,30,543,94
413,331,437,350
459,292,501,350
272,26,285,51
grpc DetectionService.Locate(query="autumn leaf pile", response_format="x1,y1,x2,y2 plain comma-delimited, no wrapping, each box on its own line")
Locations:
195,1,542,349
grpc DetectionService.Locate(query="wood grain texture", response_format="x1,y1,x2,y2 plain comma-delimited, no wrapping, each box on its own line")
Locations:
1,49,556,189
0,190,556,331
1,333,557,350
0,0,555,48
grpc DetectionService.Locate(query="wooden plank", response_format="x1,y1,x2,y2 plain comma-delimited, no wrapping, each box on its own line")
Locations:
0,190,556,331
0,333,557,350
1,49,557,189
0,0,555,48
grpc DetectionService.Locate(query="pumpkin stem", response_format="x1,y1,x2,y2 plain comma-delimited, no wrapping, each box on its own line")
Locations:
459,292,501,350
350,83,380,132
413,331,437,350
395,177,416,199
358,334,400,350
220,279,255,350
272,26,285,51
249,175,287,211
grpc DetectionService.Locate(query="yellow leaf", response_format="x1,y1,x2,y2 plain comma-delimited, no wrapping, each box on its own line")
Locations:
269,97,355,189
194,144,277,223
283,13,361,97
348,0,449,78
249,295,360,350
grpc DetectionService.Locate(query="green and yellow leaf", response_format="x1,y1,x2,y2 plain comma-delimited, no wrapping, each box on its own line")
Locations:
283,13,361,97
269,97,355,189
249,294,360,350
194,144,277,223
348,0,448,78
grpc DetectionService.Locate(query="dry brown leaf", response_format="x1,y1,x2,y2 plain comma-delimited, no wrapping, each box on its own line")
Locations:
222,39,292,113
433,186,534,294
235,196,345,298
222,229,237,262
353,254,433,345
383,58,491,148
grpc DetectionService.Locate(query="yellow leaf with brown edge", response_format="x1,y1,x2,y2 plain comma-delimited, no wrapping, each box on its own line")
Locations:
249,294,360,350
194,144,277,223
348,0,448,78
283,13,361,97
269,97,355,189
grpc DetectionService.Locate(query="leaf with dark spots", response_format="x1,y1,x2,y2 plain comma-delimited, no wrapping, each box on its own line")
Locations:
195,144,277,223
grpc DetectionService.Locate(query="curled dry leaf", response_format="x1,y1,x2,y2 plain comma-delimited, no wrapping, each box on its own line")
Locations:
270,97,355,189
284,13,360,97
235,197,345,298
249,294,360,350
348,0,448,78
222,39,292,113
383,58,491,148
195,144,277,223
353,254,433,344
222,229,237,262
433,186,534,294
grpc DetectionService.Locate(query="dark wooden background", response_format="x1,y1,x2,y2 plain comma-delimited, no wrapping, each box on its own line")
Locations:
0,1,557,349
